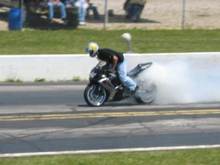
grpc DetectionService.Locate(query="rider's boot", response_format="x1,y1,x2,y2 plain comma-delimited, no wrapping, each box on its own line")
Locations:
123,85,139,97
130,85,139,95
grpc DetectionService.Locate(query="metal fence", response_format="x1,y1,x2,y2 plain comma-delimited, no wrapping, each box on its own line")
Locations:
90,0,220,29
1,0,220,30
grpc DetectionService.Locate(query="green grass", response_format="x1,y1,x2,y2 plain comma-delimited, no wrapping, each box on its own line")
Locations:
0,29,220,54
0,149,220,165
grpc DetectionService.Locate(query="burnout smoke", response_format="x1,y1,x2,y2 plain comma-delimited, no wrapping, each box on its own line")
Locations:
135,60,220,105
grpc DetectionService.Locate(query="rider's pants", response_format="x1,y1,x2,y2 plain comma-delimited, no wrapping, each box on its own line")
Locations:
117,60,137,91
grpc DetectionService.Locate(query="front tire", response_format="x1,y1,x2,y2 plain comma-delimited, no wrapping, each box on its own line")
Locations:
84,84,108,107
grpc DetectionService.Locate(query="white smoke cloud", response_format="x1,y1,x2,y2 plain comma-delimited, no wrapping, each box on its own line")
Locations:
136,60,220,105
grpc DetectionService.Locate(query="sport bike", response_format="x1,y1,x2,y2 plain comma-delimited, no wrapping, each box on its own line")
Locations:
84,61,156,106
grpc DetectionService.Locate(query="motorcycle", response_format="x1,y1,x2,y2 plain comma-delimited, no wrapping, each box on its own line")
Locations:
84,61,156,106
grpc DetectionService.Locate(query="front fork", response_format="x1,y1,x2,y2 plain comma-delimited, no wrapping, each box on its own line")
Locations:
98,77,117,101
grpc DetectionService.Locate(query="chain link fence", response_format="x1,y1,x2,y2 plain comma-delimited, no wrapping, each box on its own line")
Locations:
88,0,220,29
1,0,220,30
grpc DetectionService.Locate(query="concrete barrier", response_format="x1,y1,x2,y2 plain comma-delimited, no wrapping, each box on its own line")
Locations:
0,52,219,82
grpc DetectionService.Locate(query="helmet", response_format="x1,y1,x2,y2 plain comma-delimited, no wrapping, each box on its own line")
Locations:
88,42,99,57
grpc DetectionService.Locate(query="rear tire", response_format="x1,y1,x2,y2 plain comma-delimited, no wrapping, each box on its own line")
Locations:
135,83,156,104
84,84,108,107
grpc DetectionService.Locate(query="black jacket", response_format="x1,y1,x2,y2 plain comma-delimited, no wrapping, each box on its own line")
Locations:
97,48,124,64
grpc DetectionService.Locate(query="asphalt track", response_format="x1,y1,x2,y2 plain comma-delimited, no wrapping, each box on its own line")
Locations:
0,84,220,155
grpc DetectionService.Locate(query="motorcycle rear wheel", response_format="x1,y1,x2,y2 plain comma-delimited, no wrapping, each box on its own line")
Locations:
135,83,156,104
84,84,108,107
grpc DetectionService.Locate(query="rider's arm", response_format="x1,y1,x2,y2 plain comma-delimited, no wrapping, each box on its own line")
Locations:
112,55,119,71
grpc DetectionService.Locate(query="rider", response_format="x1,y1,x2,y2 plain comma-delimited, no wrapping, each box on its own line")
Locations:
87,42,138,94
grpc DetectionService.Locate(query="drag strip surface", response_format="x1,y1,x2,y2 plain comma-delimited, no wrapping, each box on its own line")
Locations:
0,109,220,154
0,84,84,106
0,84,220,155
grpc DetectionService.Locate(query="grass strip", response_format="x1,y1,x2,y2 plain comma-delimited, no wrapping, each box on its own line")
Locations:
0,29,220,54
0,149,220,165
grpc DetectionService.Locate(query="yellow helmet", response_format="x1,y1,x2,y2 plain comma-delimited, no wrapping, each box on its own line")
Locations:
88,42,99,57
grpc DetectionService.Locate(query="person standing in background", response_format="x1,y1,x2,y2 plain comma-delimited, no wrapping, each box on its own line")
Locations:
75,0,88,25
47,0,67,23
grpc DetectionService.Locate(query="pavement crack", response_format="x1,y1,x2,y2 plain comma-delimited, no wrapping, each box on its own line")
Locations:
1,132,42,151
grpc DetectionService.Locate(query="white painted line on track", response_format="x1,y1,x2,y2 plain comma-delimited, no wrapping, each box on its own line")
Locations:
1,145,220,158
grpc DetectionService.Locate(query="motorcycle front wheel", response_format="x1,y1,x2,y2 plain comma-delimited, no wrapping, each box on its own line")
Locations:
84,84,108,107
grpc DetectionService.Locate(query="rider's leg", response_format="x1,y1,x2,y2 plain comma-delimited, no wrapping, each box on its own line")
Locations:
117,61,137,91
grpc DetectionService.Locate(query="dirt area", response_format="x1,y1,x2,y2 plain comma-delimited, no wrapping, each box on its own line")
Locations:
1,0,220,30
87,0,220,30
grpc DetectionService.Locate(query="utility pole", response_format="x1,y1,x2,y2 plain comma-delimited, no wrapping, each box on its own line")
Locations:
19,0,24,30
181,0,186,29
104,0,108,30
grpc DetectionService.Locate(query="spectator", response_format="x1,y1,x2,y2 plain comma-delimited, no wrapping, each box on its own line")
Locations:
47,0,67,23
74,0,88,25
86,0,100,20
124,0,146,22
